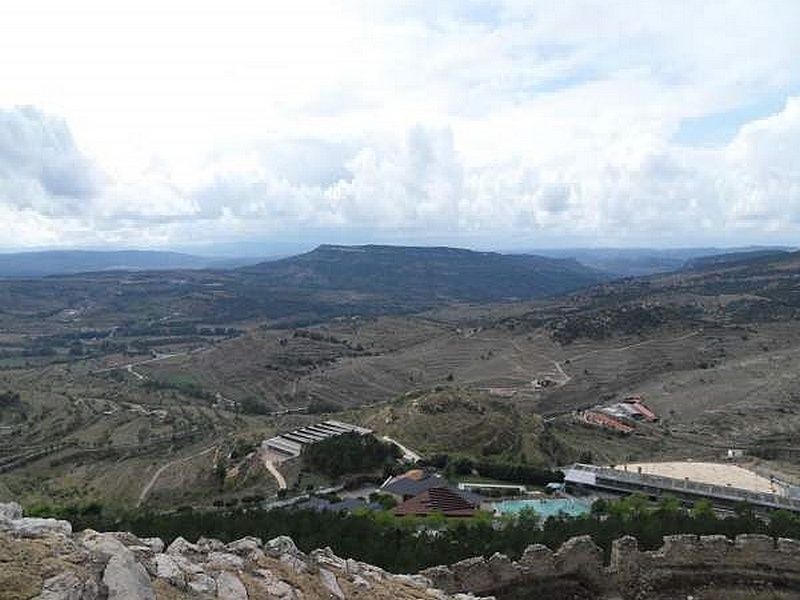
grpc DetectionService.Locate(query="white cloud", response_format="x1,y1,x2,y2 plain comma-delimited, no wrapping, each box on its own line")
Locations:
0,1,798,249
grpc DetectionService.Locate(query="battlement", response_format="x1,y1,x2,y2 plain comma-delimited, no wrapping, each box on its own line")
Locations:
422,533,800,598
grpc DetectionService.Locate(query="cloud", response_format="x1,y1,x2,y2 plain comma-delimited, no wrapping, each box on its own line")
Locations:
4,101,800,249
0,106,101,218
329,127,464,229
722,97,800,228
186,127,463,233
0,3,799,249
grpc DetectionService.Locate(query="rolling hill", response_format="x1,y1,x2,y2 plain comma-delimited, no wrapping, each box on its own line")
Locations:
239,244,610,301
0,250,232,278
6,246,800,509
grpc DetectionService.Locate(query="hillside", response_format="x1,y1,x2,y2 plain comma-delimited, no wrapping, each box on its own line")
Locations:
683,249,792,271
354,388,547,461
0,250,232,278
6,248,800,508
239,244,610,302
530,247,795,277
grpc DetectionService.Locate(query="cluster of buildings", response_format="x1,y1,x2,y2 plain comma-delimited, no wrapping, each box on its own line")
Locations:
381,469,485,517
579,396,658,434
288,469,487,517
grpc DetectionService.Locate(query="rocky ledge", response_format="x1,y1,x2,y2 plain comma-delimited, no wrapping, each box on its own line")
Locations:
7,500,800,600
0,502,487,600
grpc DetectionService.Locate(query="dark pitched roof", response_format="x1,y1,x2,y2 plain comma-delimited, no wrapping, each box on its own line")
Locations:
381,472,449,498
393,486,479,518
455,488,485,505
294,497,380,513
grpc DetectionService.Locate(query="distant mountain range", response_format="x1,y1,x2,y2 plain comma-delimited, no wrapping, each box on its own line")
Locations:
0,245,795,281
527,246,796,277
682,249,791,270
0,250,257,278
238,244,609,302
0,244,614,329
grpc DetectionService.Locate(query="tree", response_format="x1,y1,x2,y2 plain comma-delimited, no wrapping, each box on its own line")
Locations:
301,432,401,479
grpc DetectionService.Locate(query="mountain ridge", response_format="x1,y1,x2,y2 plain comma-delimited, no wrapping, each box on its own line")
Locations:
239,243,610,302
0,250,257,278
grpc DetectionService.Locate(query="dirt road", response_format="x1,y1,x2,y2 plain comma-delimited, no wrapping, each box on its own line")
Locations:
137,444,217,507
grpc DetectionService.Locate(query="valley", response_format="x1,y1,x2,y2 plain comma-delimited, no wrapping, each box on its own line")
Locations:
2,246,800,512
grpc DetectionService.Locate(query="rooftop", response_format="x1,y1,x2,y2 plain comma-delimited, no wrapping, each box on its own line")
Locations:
616,462,780,494
393,486,479,518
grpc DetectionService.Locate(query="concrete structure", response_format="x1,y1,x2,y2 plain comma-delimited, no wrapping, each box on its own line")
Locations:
262,420,373,460
564,463,800,514
457,482,527,495
422,533,800,599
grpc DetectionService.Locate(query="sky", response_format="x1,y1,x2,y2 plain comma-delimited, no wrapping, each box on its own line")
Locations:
0,1,799,254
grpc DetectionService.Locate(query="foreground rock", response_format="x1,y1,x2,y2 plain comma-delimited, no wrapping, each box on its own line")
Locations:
6,501,800,599
0,502,489,600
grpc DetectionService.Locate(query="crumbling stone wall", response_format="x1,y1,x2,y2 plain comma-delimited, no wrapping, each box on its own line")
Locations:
423,533,800,599
421,535,610,597
612,533,800,599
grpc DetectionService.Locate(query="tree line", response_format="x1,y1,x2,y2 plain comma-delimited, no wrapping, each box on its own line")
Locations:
301,432,401,478
31,492,800,573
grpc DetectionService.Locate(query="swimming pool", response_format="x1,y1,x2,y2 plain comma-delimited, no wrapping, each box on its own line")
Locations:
493,497,592,518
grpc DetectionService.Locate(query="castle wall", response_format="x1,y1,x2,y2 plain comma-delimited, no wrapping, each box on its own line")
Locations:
422,533,800,599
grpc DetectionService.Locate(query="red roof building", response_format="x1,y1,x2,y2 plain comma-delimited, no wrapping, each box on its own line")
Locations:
393,486,479,518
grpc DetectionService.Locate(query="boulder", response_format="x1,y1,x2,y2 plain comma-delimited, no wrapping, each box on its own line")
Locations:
215,571,248,600
103,552,156,600
196,536,226,553
518,544,556,577
32,572,84,600
226,536,262,554
265,535,300,558
225,538,265,562
319,568,344,600
311,547,347,571
486,553,518,588
82,531,155,600
280,553,308,574
169,553,206,576
554,535,604,583
0,501,23,521
254,569,297,599
153,553,186,588
6,517,72,538
207,551,245,571
187,573,217,595
166,536,200,557
141,537,165,555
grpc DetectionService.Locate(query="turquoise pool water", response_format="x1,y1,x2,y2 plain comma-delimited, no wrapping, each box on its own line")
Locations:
493,498,591,518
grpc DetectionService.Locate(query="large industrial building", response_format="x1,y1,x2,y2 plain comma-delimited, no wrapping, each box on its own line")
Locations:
564,462,800,513
262,420,372,460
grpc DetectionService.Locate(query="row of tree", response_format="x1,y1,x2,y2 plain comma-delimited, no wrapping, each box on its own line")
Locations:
420,454,564,486
35,493,800,573
301,432,401,478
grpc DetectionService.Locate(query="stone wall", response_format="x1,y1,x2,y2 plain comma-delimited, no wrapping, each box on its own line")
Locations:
422,533,800,599
612,533,800,599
